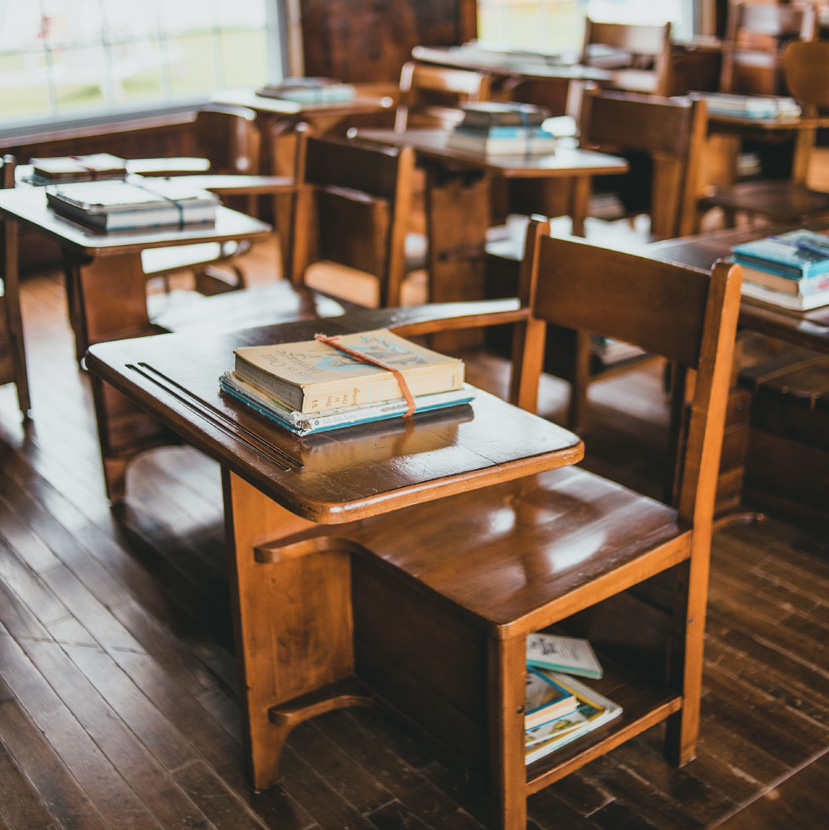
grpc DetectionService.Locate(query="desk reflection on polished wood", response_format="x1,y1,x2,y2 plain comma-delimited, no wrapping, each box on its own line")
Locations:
85,308,584,792
645,224,829,353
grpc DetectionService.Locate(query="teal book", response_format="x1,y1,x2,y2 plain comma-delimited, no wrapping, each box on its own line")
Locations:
732,230,829,280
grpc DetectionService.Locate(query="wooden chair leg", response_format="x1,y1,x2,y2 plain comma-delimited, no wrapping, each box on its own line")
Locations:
567,330,592,432
488,636,529,830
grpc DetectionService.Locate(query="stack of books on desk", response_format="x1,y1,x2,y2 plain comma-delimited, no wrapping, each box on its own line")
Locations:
524,633,621,764
256,77,356,103
731,229,829,311
45,179,220,231
690,92,801,120
447,102,557,156
220,329,473,435
30,152,128,183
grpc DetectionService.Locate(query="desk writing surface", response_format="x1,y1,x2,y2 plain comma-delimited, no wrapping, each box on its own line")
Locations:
645,225,829,353
86,316,584,524
355,128,628,178
0,186,272,256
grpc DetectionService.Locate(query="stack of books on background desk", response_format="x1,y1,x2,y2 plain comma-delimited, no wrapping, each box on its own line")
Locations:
731,229,829,311
30,152,127,183
46,179,220,231
447,102,558,155
690,92,801,120
524,633,622,764
256,76,356,103
220,329,473,435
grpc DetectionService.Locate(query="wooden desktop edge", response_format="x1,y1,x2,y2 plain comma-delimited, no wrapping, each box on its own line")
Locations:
85,299,585,524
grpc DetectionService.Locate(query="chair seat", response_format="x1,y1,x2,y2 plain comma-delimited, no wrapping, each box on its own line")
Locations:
287,465,687,633
149,280,348,334
700,181,829,223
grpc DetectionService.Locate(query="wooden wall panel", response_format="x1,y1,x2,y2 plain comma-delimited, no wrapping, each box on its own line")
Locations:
299,0,477,83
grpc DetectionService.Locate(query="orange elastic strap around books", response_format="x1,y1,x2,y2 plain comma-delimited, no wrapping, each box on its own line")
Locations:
69,155,100,179
314,333,417,417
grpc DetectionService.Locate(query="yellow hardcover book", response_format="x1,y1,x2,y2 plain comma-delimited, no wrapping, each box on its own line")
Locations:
233,329,465,414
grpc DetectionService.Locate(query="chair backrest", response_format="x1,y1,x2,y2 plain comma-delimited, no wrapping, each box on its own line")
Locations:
582,20,673,96
719,1,818,96
192,105,262,175
394,60,491,132
782,39,829,115
578,87,709,239
513,218,743,523
288,130,416,307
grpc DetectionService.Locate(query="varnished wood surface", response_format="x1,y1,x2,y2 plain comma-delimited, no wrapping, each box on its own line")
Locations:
0,259,827,828
86,313,584,524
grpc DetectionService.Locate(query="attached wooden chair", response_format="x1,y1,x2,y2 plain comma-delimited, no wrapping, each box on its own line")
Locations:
96,132,416,503
255,219,743,830
719,1,818,97
698,38,829,228
394,60,491,132
582,19,673,97
0,155,31,420
488,89,710,431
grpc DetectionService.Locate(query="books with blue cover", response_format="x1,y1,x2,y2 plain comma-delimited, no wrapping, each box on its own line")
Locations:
526,632,603,679
731,230,829,280
232,329,465,414
524,666,578,729
220,371,476,435
690,92,801,120
524,672,622,765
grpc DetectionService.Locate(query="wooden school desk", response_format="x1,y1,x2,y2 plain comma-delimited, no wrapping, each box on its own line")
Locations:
84,308,585,794
0,185,273,362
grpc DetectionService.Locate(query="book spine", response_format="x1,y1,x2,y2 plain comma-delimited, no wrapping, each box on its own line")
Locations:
220,376,475,435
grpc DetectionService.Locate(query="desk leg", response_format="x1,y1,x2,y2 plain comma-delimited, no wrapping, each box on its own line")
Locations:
424,164,491,351
223,471,355,791
489,636,530,830
64,252,151,362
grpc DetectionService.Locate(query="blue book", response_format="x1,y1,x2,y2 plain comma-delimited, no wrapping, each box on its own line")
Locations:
220,372,476,435
732,230,829,280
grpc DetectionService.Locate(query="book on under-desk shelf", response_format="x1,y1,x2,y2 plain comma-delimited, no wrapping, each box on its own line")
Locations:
525,666,578,730
45,179,220,231
526,632,604,679
524,671,622,765
231,329,465,415
731,229,829,310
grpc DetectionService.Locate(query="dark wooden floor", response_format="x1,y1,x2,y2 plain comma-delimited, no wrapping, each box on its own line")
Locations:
0,251,827,829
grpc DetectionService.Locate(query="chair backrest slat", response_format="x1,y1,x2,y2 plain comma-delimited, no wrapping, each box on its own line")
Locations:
579,89,709,238
289,133,415,307
515,219,743,525
531,233,713,367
